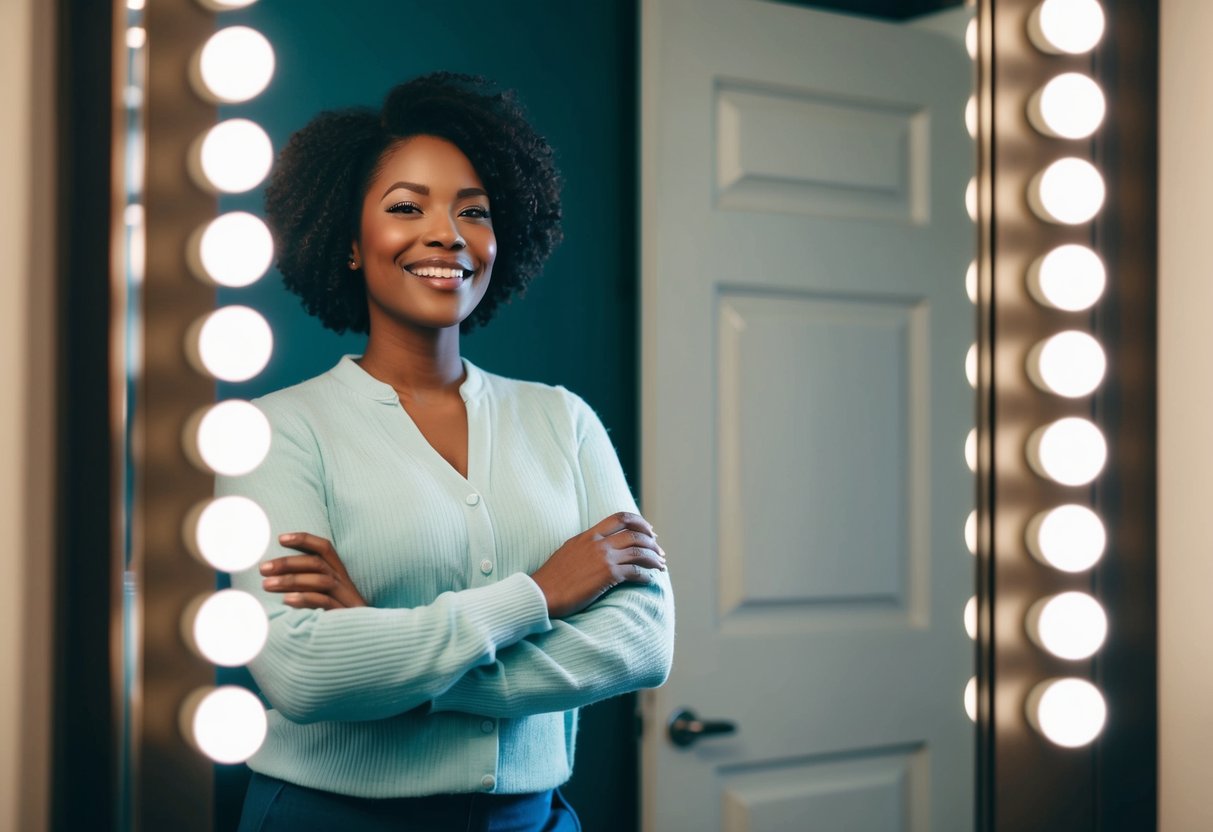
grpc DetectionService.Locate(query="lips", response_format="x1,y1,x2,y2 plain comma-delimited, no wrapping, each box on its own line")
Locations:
401,256,474,280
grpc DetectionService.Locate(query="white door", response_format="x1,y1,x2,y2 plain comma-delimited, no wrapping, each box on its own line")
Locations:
639,2,975,830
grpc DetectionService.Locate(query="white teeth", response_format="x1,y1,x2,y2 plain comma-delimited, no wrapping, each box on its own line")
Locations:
407,266,466,279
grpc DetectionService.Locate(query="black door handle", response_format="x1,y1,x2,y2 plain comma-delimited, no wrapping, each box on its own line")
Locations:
667,708,737,747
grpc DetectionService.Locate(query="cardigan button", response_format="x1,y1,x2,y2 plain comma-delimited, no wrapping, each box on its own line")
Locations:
481,774,496,791
465,493,481,506
481,719,495,734
480,559,494,575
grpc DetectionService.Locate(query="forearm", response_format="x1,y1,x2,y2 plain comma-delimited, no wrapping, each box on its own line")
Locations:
428,569,674,718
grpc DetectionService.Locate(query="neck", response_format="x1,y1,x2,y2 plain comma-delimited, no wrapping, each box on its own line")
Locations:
357,322,465,399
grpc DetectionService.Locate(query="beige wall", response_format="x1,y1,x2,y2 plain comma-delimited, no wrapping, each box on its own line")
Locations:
0,0,56,829
1159,1,1213,830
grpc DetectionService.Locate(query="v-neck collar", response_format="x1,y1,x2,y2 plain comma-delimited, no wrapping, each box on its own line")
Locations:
330,354,490,490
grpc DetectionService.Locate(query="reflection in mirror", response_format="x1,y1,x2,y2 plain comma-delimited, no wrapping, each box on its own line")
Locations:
155,1,978,829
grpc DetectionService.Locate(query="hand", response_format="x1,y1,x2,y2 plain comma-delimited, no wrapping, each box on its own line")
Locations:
530,511,667,619
260,532,369,610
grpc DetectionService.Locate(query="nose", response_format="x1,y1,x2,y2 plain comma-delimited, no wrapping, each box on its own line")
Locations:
422,212,465,250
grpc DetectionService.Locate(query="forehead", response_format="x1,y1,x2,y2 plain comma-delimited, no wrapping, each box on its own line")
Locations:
371,135,486,192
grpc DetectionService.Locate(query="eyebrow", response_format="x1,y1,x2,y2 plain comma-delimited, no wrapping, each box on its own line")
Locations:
380,181,489,200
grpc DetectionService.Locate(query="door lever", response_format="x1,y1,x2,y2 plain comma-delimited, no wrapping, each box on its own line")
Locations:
667,708,737,747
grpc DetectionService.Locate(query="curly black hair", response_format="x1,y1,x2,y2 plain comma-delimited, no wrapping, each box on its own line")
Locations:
263,72,563,334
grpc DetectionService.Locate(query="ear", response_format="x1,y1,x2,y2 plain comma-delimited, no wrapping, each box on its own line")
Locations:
349,240,362,270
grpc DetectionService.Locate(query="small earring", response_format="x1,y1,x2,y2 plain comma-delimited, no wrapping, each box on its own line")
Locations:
348,256,359,270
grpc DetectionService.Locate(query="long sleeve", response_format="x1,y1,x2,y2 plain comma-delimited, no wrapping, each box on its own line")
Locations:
428,393,675,718
220,395,553,725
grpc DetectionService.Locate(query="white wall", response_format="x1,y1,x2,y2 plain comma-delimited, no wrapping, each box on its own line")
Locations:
0,0,56,829
1159,2,1213,829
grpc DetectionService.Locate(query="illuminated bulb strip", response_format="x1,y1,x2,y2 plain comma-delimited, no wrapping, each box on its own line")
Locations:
1027,0,1106,56
965,96,977,140
1026,417,1107,486
180,686,268,764
185,495,272,573
966,177,978,223
1026,504,1106,572
1026,678,1107,747
966,260,977,304
189,119,274,194
965,676,977,722
191,26,275,104
1026,592,1108,659
185,400,272,476
1026,330,1106,398
966,343,977,388
1027,73,1106,140
965,596,978,640
965,510,977,555
965,428,977,472
194,0,260,9
1027,245,1106,312
1028,158,1105,225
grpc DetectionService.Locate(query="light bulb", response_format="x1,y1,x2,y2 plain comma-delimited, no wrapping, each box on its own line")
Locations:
965,596,977,640
1027,330,1106,397
965,676,978,722
184,590,269,667
1027,417,1107,486
1027,504,1106,572
966,18,978,60
189,212,274,288
966,177,978,222
180,686,268,764
966,96,977,140
126,27,146,50
1027,591,1108,660
966,343,977,388
1028,0,1106,55
965,510,977,555
187,496,271,572
192,27,275,104
191,119,273,194
1027,244,1106,311
1029,158,1105,225
188,305,274,383
195,0,259,8
966,260,978,304
1027,677,1107,747
1028,73,1106,140
966,428,977,472
187,400,271,476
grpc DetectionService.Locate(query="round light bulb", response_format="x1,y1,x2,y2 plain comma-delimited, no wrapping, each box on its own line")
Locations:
1027,591,1108,660
187,495,271,572
966,177,978,222
966,343,977,388
1027,677,1107,748
126,27,147,50
1027,330,1106,398
964,596,978,640
966,260,977,304
965,428,977,472
1028,0,1106,55
189,212,274,288
965,96,977,140
1028,244,1106,312
188,305,274,383
965,676,978,722
191,119,273,194
187,400,271,476
1028,73,1106,139
192,27,275,104
1029,158,1105,225
1027,417,1107,486
180,686,268,764
965,510,977,555
1027,504,1106,572
184,590,269,667
195,0,259,9
965,18,978,60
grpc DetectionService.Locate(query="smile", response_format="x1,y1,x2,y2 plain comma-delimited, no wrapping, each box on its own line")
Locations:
404,265,472,279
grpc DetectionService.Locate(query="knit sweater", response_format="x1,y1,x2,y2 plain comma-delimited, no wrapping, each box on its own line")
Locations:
217,356,675,799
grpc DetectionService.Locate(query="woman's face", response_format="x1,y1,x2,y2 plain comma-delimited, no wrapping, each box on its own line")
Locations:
353,134,496,334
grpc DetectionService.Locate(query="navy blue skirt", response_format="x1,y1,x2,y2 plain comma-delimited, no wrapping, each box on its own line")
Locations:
236,772,582,832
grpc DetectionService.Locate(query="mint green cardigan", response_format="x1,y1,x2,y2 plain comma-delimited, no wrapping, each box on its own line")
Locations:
218,356,675,798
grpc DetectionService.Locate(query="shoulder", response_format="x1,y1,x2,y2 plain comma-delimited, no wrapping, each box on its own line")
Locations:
249,362,371,444
475,365,600,438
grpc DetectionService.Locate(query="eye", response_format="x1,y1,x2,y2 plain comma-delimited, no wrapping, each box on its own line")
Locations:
387,201,421,214
460,205,491,219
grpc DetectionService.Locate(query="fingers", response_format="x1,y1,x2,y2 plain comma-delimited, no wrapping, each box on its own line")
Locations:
260,555,332,576
590,511,657,541
603,528,665,558
278,532,353,580
262,572,339,594
281,592,343,611
617,562,658,585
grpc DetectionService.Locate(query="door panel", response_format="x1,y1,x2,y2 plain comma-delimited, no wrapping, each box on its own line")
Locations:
640,2,974,830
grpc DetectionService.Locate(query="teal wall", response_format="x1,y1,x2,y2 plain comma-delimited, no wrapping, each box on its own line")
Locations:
214,3,639,830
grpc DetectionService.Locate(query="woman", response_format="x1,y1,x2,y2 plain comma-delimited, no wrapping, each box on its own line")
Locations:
220,73,675,831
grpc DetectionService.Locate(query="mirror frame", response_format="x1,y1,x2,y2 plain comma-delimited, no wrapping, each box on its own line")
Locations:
47,0,1160,829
